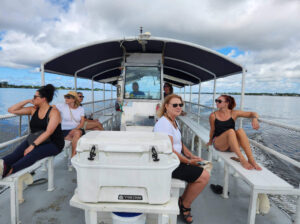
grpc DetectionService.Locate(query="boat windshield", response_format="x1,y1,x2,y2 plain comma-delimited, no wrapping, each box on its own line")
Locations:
124,66,161,100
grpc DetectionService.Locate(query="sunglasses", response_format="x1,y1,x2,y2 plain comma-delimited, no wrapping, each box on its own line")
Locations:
78,96,84,98
171,103,184,108
215,99,225,103
33,95,41,99
64,95,75,99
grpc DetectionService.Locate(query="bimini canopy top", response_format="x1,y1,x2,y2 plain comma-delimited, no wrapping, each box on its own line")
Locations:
43,36,244,87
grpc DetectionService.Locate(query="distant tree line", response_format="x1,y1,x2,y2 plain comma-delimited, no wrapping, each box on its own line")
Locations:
0,82,104,91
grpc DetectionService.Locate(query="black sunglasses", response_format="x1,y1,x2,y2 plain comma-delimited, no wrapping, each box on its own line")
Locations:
64,95,74,99
78,96,84,98
33,95,41,99
215,99,225,103
171,103,184,108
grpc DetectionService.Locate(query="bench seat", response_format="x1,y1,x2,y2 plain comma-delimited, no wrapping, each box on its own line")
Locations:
176,114,300,224
0,156,54,224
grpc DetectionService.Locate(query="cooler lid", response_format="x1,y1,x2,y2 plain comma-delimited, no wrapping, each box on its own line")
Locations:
76,131,173,154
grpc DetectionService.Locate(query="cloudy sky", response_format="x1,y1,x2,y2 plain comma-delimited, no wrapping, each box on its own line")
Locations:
0,0,300,93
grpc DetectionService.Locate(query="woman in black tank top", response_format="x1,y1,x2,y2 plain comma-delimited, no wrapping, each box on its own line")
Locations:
0,84,64,179
207,95,262,171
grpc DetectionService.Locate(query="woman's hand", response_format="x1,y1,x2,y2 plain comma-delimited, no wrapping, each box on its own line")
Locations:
190,158,203,166
24,145,35,156
252,118,259,130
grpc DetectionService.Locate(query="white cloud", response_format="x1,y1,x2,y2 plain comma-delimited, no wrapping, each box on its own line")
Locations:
0,0,300,92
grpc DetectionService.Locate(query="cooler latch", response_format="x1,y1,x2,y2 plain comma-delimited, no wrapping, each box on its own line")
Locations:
88,145,96,161
151,146,160,162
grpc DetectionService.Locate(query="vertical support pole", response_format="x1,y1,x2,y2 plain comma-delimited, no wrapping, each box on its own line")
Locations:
85,209,97,224
47,157,54,191
239,69,246,129
158,214,169,224
27,115,31,134
247,189,258,224
18,116,22,137
103,83,105,115
10,180,19,224
92,79,95,115
222,163,229,199
179,87,182,97
197,135,202,157
197,82,201,123
189,85,192,113
295,184,300,224
184,86,186,102
191,133,195,152
111,84,113,106
212,78,217,110
74,72,77,91
41,64,45,86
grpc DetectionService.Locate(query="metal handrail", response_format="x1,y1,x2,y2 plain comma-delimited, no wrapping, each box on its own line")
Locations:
81,98,116,106
184,100,300,133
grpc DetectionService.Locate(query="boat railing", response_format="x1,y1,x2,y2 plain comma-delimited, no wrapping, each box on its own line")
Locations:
0,99,117,156
183,100,300,169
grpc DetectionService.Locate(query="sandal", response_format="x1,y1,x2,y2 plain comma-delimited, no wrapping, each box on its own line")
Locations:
178,197,193,224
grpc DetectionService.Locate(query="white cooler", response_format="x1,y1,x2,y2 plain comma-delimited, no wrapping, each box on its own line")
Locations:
72,131,180,204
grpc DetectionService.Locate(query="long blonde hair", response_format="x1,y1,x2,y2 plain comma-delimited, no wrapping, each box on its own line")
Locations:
157,94,184,118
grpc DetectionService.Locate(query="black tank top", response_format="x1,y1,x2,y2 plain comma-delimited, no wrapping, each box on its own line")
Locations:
213,112,235,138
30,107,65,150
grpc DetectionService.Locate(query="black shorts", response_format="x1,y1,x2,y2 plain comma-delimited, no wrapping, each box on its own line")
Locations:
172,163,204,183
62,129,85,137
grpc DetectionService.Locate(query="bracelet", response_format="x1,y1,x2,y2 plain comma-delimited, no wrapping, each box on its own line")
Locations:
31,142,37,148
187,159,191,165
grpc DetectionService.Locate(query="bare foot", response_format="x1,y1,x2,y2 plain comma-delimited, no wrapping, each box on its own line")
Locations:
249,161,262,171
240,160,254,170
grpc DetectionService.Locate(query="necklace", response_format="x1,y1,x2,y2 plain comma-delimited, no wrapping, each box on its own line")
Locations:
164,113,177,128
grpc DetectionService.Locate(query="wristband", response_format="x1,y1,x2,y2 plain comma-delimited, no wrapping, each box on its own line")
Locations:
187,160,191,165
32,142,37,148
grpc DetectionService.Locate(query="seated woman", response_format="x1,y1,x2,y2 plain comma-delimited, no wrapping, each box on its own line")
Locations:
0,84,64,179
154,94,210,224
207,95,262,170
163,82,173,98
56,91,85,158
77,92,104,131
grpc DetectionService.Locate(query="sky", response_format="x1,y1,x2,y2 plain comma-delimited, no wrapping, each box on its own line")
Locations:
0,0,300,93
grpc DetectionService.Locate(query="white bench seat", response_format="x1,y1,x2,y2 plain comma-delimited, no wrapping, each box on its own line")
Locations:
70,192,179,224
0,156,54,224
176,114,300,224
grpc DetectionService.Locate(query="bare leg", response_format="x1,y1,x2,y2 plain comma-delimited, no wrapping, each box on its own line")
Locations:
85,120,104,131
65,130,82,157
214,129,253,170
236,129,262,170
180,170,210,222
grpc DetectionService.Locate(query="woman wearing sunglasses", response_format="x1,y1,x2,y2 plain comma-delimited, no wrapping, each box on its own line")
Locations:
154,94,210,224
0,84,64,179
55,91,85,158
207,95,261,170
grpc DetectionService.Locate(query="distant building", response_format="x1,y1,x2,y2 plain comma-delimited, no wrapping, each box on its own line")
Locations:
0,81,8,87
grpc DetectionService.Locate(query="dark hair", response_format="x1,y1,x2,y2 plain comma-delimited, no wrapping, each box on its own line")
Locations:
220,94,236,110
77,92,83,95
38,84,56,103
164,83,173,94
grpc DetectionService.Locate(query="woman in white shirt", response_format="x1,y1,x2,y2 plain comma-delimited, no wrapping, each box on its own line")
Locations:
56,91,85,157
154,94,210,224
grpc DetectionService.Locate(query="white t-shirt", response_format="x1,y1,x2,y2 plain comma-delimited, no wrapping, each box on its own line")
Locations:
154,116,182,154
56,103,84,130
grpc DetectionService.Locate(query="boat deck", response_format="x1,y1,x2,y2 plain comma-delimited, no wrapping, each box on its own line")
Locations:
0,148,292,224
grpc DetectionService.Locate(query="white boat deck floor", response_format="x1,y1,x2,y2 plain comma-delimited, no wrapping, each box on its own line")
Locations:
0,150,292,224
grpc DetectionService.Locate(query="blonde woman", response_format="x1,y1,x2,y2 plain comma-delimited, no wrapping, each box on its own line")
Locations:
154,94,210,224
207,95,261,170
56,91,85,158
